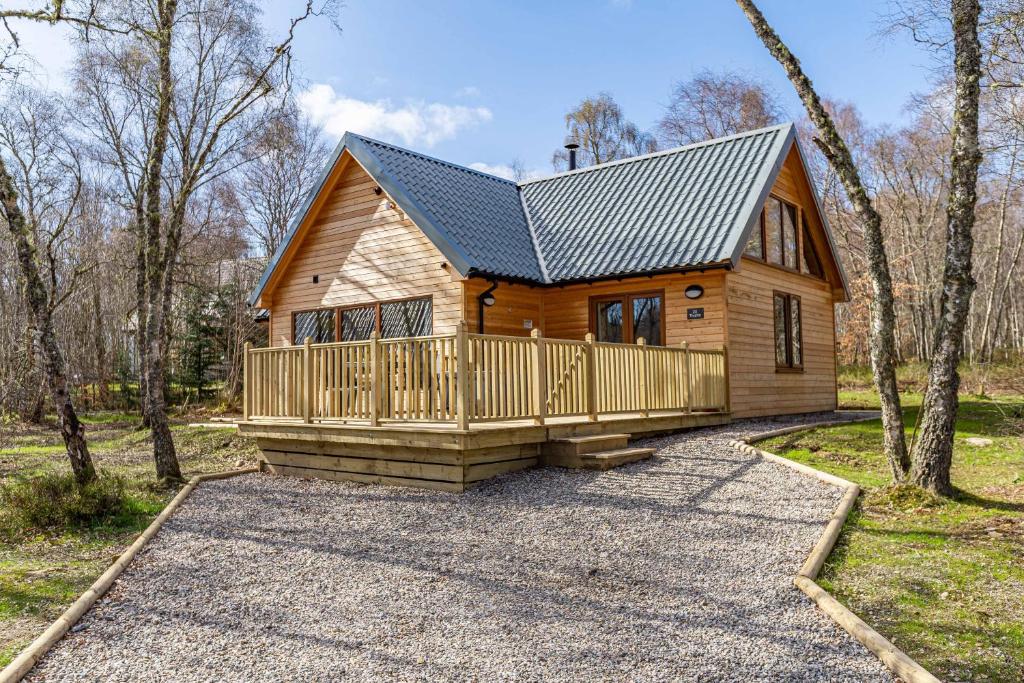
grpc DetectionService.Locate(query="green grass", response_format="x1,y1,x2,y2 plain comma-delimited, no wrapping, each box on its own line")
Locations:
0,414,257,667
763,393,1024,682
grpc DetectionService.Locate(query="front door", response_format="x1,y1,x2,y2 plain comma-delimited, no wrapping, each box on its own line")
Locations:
590,291,664,345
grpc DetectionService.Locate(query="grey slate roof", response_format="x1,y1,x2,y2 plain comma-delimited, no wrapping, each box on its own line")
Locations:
346,135,545,281
250,123,808,303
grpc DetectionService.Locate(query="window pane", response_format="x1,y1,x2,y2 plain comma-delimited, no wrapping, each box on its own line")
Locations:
341,306,376,341
381,298,432,338
294,309,335,344
802,226,824,277
773,294,788,367
744,222,763,258
632,296,662,344
790,298,802,367
596,300,623,343
765,197,783,265
783,203,798,268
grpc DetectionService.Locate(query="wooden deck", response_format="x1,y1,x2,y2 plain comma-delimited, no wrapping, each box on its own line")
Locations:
241,326,729,491
239,409,730,492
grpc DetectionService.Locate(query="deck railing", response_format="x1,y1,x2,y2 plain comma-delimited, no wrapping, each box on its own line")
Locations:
243,323,728,427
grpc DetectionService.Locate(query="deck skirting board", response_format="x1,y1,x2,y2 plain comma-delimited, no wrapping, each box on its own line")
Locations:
242,411,730,490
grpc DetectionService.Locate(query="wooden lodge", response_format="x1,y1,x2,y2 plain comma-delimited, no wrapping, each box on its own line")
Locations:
240,123,850,490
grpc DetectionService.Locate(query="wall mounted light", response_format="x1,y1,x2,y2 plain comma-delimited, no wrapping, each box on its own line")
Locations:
685,284,704,300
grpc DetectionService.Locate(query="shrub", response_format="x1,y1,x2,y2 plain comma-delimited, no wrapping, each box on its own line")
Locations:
0,472,128,537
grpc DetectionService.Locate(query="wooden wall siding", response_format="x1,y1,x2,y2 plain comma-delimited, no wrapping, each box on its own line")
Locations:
268,159,463,346
463,279,544,336
539,271,727,349
725,259,837,418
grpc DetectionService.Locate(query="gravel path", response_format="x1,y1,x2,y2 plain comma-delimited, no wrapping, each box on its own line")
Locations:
29,413,892,682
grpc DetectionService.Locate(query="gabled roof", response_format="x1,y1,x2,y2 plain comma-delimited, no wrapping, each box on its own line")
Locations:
250,123,846,304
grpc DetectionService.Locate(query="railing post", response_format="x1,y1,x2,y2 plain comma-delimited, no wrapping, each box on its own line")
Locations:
584,333,598,422
637,337,649,417
721,343,731,414
682,341,691,413
303,338,312,424
243,342,251,421
531,328,547,425
369,331,380,427
456,321,470,430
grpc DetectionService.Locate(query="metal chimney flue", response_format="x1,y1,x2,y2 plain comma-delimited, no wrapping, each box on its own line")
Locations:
565,143,579,171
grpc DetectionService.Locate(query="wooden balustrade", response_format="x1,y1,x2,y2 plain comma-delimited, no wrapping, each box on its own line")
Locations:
243,324,728,424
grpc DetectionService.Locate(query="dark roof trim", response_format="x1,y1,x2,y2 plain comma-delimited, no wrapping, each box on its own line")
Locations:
467,259,733,289
247,133,479,306
790,134,851,298
723,123,795,269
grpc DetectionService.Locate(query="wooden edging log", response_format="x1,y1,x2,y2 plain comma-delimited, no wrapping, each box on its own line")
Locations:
0,467,260,683
729,415,942,683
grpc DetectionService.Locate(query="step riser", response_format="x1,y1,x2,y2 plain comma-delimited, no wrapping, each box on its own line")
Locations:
543,434,629,457
543,447,655,471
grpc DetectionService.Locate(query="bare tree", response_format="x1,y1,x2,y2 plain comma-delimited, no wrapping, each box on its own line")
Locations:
0,86,95,484
736,0,911,481
658,69,784,146
238,105,329,257
71,0,334,482
909,0,984,495
552,92,657,170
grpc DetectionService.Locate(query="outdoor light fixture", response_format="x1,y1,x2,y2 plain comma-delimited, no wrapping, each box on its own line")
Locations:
477,281,499,333
684,284,704,299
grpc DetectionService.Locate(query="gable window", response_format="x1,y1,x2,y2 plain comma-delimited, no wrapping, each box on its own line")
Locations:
293,309,336,344
744,195,808,272
591,292,664,345
801,226,824,278
773,292,802,370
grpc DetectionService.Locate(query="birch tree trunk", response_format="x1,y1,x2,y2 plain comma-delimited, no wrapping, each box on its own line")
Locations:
0,156,96,485
141,0,182,482
910,0,984,496
735,0,911,480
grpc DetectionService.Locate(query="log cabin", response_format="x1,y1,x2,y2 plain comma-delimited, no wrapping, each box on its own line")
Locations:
239,123,850,491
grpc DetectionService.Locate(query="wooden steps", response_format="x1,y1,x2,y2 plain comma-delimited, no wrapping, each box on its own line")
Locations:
542,433,655,471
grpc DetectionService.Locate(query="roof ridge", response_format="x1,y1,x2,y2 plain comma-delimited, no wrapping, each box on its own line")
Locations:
516,122,794,187
516,186,551,284
343,132,518,185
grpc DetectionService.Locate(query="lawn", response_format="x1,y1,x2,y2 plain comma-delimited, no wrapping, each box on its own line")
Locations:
0,412,257,667
763,391,1024,682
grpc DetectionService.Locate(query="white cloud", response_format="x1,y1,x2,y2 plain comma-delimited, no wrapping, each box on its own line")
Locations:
298,84,492,148
469,162,547,182
455,85,481,98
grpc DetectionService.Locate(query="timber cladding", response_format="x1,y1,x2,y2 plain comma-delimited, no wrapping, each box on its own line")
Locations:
267,157,463,347
726,259,837,418
463,271,727,350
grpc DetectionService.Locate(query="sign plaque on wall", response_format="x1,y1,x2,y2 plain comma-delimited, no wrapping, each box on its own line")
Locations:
687,308,705,320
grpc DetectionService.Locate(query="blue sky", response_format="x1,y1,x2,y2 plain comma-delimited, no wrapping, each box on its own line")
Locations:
21,0,933,178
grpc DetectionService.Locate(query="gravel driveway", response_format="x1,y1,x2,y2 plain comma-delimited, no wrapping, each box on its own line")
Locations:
28,413,892,682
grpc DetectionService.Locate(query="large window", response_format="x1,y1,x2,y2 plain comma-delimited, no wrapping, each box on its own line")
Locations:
381,298,433,338
294,296,433,344
773,292,803,370
293,309,336,344
745,195,821,276
341,306,376,341
591,292,664,345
